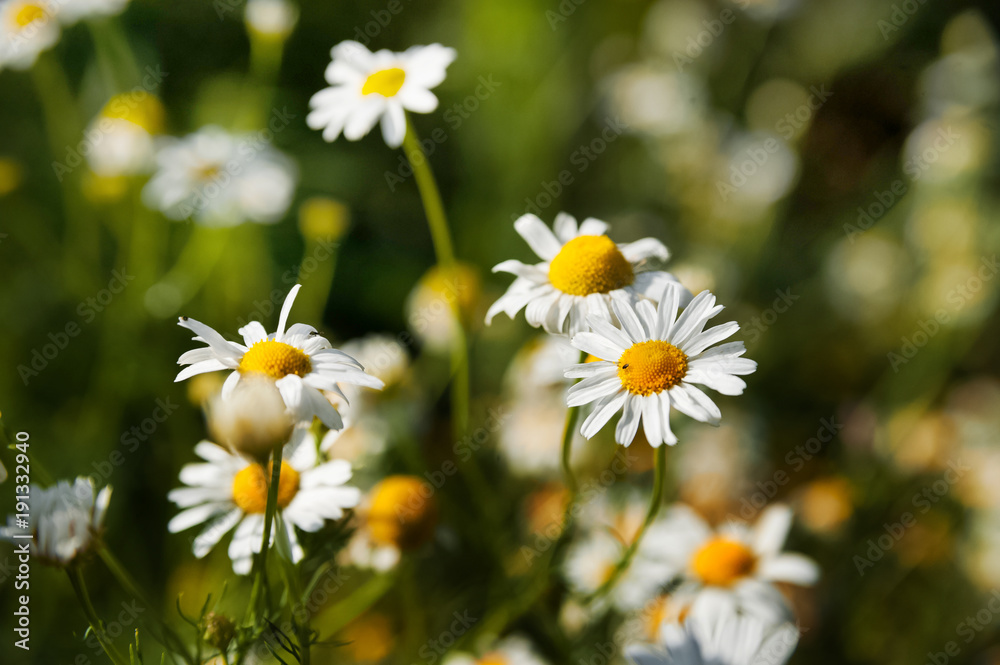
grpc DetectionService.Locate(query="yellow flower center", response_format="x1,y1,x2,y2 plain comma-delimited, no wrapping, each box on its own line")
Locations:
362,68,406,97
367,476,437,549
617,340,688,396
238,340,312,380
101,94,166,134
548,235,635,296
478,655,507,665
195,164,222,181
231,461,300,513
690,537,756,586
14,3,45,27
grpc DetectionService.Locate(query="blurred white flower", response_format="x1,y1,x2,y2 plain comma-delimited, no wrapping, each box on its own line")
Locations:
0,477,111,566
606,65,704,137
143,125,297,226
58,0,129,23
566,287,754,446
244,0,298,41
167,433,360,574
307,41,456,148
86,93,164,177
634,503,818,626
487,212,690,337
175,284,384,429
444,635,549,665
627,612,799,665
0,0,60,71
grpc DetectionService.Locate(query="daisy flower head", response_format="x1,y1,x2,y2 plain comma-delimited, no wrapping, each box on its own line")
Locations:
565,285,755,446
636,504,818,627
86,92,164,177
307,40,457,148
175,284,384,430
167,432,360,574
627,613,799,665
0,0,60,71
143,125,297,226
486,212,691,336
0,477,111,566
244,0,298,43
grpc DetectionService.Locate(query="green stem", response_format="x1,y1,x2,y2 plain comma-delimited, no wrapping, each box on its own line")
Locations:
99,547,196,665
274,515,310,665
247,444,284,623
67,567,130,665
316,572,396,637
587,444,667,604
560,350,588,498
401,119,455,268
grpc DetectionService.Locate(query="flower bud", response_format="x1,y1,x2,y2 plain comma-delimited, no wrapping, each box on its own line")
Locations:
209,378,293,462
201,612,235,652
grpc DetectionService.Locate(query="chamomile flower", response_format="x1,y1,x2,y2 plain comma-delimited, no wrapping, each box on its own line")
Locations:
634,504,818,626
307,40,457,148
0,477,111,566
143,125,297,226
626,613,799,665
0,0,60,71
167,433,360,574
175,284,384,429
486,213,690,336
244,0,297,42
565,286,755,446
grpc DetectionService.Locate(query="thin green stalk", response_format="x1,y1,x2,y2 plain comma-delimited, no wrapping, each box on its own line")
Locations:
67,567,130,665
401,119,456,268
560,350,588,498
274,515,310,665
246,444,284,623
587,444,668,604
99,547,196,665
401,120,495,516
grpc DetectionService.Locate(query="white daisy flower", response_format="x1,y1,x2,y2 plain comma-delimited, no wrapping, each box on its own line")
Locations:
0,477,111,566
0,0,60,71
58,0,129,23
486,212,690,337
167,432,360,574
565,286,755,446
306,40,457,148
634,504,819,627
143,125,297,226
564,530,666,611
627,613,799,665
175,284,384,430
444,635,550,665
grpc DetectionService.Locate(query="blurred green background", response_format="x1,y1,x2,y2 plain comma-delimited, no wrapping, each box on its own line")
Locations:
2,0,1000,663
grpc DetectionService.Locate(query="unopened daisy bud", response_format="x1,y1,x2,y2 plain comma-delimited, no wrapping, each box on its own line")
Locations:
298,196,348,241
244,0,298,43
201,612,236,652
367,476,437,550
209,378,294,461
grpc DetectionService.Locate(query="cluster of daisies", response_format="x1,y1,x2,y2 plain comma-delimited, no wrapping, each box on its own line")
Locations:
0,21,819,664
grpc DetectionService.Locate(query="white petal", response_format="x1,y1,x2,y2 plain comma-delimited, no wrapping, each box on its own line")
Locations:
670,383,722,425
758,553,819,586
753,504,793,556
380,102,407,148
580,390,628,439
239,321,269,347
572,332,626,361
615,393,643,446
514,214,563,261
567,374,622,407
